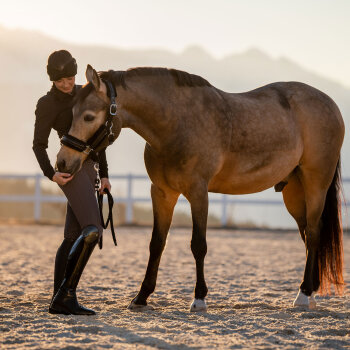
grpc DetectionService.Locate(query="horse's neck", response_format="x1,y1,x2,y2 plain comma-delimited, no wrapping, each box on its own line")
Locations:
119,80,173,152
121,109,164,151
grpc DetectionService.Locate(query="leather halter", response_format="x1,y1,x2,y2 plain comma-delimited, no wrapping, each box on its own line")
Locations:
60,79,117,158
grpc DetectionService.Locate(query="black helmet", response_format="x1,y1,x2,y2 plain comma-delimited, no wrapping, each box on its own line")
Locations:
47,50,77,81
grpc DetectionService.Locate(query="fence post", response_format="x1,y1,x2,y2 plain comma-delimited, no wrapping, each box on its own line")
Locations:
126,173,133,224
221,194,228,227
34,173,41,222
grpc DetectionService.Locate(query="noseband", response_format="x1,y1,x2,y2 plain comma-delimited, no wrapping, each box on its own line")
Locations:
60,79,117,158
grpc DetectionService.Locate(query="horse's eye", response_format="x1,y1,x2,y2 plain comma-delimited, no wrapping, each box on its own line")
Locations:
84,114,95,122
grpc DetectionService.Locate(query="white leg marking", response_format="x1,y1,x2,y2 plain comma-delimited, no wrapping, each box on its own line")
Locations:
293,289,309,307
127,300,151,311
190,298,207,312
308,292,317,309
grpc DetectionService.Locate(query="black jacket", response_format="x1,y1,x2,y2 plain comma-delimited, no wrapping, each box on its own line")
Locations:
33,84,109,180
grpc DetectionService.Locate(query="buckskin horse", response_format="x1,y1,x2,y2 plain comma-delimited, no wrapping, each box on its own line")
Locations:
56,64,344,311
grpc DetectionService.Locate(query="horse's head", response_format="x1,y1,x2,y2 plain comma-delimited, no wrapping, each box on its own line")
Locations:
56,65,121,175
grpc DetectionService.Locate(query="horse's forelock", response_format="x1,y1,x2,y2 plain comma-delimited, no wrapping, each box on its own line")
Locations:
74,82,95,105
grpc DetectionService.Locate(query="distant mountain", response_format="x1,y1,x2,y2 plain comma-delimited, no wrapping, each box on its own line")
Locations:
0,25,349,178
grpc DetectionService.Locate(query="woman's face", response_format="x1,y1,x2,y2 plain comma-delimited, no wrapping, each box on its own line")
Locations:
54,76,76,94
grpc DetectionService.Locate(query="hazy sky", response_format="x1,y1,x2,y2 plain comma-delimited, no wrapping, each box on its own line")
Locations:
1,0,350,87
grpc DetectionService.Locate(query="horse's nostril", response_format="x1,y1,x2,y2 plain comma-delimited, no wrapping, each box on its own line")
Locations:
57,159,66,172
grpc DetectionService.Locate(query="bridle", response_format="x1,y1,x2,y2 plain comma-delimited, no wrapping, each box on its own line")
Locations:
60,79,117,159
60,79,119,249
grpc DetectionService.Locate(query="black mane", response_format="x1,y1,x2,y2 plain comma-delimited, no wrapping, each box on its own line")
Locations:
99,67,211,89
75,67,212,104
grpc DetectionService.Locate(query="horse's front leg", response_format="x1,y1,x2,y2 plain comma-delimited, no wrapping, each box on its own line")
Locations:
186,183,209,312
128,184,179,310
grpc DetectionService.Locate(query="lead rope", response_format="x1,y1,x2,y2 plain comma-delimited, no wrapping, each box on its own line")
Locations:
94,163,117,249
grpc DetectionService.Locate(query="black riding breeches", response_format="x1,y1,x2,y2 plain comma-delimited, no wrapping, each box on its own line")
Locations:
59,159,103,240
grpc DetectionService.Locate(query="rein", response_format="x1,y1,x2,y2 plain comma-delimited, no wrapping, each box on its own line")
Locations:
60,79,117,159
94,163,117,250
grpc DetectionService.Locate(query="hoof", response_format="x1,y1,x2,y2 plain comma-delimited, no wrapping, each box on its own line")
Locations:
190,298,207,312
309,292,317,309
293,290,309,307
293,290,316,309
128,299,149,311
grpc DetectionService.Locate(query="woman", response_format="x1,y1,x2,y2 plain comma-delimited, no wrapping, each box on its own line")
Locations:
33,50,111,315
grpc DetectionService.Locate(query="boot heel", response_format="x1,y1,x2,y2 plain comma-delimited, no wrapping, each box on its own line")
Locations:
48,306,70,315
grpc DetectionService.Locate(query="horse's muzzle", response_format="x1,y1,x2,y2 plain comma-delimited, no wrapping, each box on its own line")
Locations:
56,153,82,175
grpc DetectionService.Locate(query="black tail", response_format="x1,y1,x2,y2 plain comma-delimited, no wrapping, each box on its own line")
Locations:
318,159,344,295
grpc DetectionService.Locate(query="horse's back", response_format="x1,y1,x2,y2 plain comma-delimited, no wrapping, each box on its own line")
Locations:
223,81,344,159
208,82,344,194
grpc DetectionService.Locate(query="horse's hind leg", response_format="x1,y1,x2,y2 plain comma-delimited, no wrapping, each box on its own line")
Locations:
282,172,316,307
128,184,179,310
282,171,306,242
292,167,333,308
185,182,209,312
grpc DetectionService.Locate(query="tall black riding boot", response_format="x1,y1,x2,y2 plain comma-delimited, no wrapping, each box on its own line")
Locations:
49,238,75,314
49,225,99,315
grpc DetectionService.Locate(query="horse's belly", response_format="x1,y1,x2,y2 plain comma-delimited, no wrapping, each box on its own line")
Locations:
208,152,300,195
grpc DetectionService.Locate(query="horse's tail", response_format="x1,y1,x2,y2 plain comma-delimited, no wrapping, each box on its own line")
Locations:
318,158,344,295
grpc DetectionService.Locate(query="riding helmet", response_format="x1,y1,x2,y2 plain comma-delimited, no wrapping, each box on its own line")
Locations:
47,50,77,81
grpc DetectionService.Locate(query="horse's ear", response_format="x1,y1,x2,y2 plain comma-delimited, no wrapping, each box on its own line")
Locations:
86,64,101,91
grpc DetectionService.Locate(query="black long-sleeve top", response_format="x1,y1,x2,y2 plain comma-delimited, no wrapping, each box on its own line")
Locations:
33,84,109,180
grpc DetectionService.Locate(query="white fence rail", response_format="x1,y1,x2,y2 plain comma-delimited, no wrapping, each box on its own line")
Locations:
0,174,349,226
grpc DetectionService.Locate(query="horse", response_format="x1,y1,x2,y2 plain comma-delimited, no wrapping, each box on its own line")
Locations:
56,64,345,311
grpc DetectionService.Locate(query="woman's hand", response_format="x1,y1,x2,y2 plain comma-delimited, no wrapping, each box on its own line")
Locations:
52,172,73,185
100,177,111,195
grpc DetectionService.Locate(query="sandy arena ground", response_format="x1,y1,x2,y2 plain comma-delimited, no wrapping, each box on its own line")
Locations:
0,224,349,349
